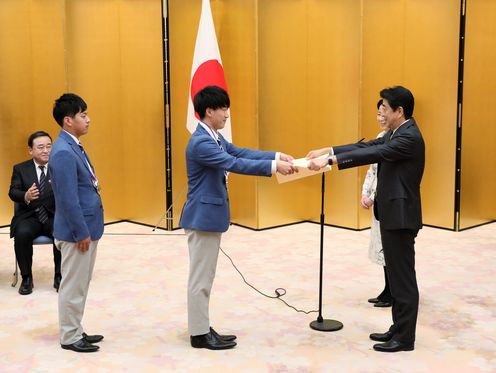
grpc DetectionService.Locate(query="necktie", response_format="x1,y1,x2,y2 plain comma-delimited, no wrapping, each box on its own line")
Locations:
78,144,93,171
216,139,228,188
38,165,46,194
36,166,49,224
79,144,100,191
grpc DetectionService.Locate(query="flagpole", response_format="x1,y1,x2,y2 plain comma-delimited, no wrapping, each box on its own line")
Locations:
309,172,343,332
161,0,173,230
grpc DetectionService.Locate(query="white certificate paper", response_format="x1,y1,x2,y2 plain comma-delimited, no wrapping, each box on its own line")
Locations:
276,154,332,184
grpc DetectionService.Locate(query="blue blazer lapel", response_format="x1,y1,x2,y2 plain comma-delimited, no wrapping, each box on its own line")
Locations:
195,123,210,137
59,131,94,176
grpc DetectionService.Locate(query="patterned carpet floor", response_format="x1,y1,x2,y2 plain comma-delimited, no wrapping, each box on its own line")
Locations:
0,221,494,372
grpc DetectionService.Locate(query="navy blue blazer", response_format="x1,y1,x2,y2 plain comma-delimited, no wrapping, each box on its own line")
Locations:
333,118,425,231
179,124,275,232
48,130,104,242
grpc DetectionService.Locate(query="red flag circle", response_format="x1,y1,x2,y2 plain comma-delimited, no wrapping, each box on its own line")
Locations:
191,59,228,120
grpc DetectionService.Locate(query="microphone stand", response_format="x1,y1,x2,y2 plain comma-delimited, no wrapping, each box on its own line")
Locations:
309,172,343,332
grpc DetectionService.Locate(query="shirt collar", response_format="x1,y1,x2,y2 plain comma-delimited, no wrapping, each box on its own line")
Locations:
32,159,47,169
199,121,219,142
63,129,80,145
392,119,410,135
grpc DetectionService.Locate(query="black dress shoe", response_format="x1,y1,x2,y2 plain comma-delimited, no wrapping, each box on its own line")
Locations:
369,331,394,342
367,297,379,304
61,338,99,353
374,300,392,308
373,339,414,352
54,274,62,291
210,327,236,342
19,277,33,295
83,332,104,343
190,331,236,350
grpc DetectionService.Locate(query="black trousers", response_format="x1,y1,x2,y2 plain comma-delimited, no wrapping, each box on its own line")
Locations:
13,216,61,278
380,227,419,344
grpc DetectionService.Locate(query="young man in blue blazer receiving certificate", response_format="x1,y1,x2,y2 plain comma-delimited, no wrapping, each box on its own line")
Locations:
180,85,297,350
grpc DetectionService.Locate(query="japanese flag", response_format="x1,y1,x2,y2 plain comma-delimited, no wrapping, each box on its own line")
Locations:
186,0,231,142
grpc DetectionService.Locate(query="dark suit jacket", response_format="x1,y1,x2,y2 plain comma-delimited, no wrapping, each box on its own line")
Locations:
8,159,55,238
333,118,425,230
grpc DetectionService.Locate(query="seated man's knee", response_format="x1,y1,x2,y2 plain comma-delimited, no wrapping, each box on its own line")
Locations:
14,226,37,244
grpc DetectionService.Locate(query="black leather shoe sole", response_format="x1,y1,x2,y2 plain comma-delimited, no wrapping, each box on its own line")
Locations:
61,340,99,353
54,276,61,291
210,327,236,342
373,340,414,352
19,285,33,295
374,301,392,308
191,339,236,350
190,333,236,350
83,333,104,343
367,297,379,304
370,331,394,342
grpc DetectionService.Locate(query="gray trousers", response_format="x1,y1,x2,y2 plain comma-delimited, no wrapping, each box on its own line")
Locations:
56,239,98,345
185,229,222,336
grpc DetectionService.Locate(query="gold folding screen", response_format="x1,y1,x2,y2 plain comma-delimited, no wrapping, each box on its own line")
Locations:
1,1,494,230
360,0,460,229
460,0,496,229
169,0,466,230
0,0,165,227
0,0,66,225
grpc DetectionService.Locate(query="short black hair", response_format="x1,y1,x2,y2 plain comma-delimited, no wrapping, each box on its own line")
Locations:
53,93,87,127
376,99,383,110
193,86,230,120
380,86,414,119
28,131,52,148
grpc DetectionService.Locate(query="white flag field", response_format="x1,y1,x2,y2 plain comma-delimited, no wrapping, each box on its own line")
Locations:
186,0,232,142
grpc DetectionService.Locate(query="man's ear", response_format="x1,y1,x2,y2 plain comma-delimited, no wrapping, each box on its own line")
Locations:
63,116,72,127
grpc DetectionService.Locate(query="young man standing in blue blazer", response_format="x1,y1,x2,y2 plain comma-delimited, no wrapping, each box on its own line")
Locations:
49,94,104,353
180,85,297,350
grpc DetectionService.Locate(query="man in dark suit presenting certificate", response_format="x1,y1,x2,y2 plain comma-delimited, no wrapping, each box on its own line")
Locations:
307,86,425,352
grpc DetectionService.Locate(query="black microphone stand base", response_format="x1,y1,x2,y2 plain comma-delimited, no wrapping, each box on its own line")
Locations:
310,319,343,332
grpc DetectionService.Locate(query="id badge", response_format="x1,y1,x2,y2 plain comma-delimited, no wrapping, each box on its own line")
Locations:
92,178,101,193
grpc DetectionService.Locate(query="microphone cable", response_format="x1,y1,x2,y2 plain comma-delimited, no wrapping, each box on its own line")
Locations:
219,246,318,315
156,183,318,314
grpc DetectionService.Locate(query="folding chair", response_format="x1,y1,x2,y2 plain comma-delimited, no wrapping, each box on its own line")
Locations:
11,203,54,287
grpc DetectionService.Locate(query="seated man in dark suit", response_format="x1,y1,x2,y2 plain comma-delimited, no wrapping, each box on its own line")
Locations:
8,131,61,295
